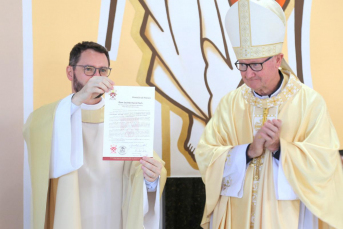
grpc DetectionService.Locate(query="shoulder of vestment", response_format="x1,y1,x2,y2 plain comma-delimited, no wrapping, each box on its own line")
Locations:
295,83,327,107
24,100,61,132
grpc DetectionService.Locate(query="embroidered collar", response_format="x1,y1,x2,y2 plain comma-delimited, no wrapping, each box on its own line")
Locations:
253,71,284,98
241,71,301,109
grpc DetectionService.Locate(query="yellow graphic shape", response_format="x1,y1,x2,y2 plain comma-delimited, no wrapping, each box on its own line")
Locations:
33,0,141,109
310,1,343,145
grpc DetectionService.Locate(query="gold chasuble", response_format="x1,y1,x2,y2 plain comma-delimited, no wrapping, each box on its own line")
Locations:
195,70,343,229
23,101,166,229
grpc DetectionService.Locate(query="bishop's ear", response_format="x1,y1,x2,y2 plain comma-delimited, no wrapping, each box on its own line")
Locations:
275,53,284,68
66,66,74,81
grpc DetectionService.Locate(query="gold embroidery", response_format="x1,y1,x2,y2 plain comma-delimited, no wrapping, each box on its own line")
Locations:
252,156,264,181
254,118,263,130
242,73,301,109
239,0,251,47
222,153,232,190
249,104,278,228
222,176,233,190
262,108,269,125
250,181,259,228
250,108,269,182
286,87,293,94
234,43,283,60
268,97,280,107
225,153,231,164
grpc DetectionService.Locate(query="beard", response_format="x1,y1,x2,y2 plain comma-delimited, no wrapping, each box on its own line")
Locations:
72,73,84,93
72,73,103,98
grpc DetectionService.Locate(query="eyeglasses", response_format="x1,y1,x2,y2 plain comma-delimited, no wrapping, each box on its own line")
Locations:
73,65,112,77
235,56,273,72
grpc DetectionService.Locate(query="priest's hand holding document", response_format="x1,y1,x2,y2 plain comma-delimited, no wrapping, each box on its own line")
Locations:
140,156,163,182
71,75,115,106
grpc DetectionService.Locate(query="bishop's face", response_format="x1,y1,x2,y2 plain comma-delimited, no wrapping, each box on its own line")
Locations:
69,49,109,93
239,54,282,96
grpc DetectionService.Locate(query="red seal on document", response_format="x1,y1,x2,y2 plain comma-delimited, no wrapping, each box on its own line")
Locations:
109,89,117,100
110,145,117,154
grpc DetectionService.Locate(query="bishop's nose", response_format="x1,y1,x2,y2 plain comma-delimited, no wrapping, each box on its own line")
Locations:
245,66,256,79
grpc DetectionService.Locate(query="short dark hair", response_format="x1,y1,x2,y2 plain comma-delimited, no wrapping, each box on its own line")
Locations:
69,41,110,67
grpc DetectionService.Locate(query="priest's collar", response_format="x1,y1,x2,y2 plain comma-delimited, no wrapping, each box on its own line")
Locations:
80,98,105,123
81,97,105,111
253,71,284,99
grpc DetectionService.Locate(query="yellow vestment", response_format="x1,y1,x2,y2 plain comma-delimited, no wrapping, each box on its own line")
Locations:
195,70,343,229
23,100,167,229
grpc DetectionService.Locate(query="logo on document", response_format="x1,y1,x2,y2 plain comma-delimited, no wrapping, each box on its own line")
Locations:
109,89,117,100
118,145,127,155
110,145,117,154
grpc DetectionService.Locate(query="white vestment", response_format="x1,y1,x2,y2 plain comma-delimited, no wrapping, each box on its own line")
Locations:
49,94,161,229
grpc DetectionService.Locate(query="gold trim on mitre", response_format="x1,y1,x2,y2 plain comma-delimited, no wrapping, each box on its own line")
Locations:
234,0,285,60
234,43,283,59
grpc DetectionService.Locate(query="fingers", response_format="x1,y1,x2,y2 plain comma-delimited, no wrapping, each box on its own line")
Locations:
273,118,282,125
261,120,282,140
260,119,282,152
91,76,114,92
249,131,266,158
140,156,162,182
71,76,115,105
101,77,114,90
248,119,282,156
263,120,281,133
260,127,278,144
272,119,282,128
85,77,114,99
255,132,267,145
259,132,272,142
263,121,278,133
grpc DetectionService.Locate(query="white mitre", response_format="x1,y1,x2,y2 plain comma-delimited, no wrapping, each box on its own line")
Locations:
225,0,286,60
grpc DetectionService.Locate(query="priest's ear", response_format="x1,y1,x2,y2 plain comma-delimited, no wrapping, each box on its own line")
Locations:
66,66,74,82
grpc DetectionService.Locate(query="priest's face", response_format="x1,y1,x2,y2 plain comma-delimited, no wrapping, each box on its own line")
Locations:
68,49,109,93
239,54,283,95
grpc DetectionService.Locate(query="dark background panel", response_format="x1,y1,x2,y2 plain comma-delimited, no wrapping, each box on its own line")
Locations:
163,178,206,229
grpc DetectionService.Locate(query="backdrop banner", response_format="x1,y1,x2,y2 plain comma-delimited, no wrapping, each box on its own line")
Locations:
23,0,343,177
